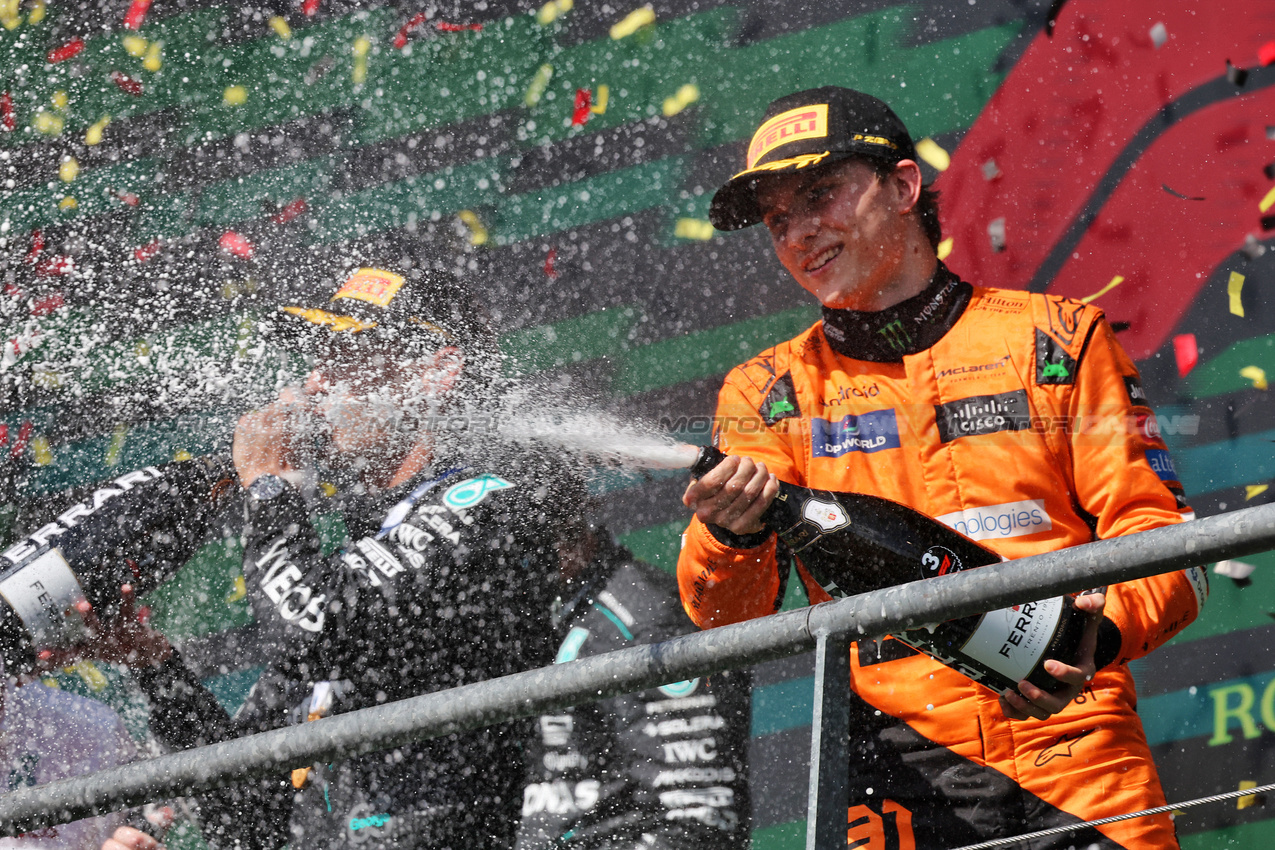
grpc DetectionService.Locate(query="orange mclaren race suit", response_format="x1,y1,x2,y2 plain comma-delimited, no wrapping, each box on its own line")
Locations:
677,265,1207,850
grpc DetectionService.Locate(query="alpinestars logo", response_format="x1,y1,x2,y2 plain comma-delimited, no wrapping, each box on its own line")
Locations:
935,389,1032,443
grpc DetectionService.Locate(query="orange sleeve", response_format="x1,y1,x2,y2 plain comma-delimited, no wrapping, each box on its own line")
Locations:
677,368,806,628
1067,316,1208,664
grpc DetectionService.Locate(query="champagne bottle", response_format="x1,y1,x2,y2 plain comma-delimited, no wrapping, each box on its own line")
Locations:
689,446,1087,694
0,456,237,671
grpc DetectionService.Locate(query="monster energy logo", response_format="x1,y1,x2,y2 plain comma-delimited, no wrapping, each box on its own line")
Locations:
877,319,912,352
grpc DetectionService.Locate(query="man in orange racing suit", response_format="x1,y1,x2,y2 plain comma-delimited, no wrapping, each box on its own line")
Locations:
676,87,1207,849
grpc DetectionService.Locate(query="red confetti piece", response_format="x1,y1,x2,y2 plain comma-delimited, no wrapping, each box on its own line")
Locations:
571,88,591,127
114,190,141,206
3,282,22,298
47,38,85,64
272,197,308,224
302,0,318,16
35,256,74,277
110,71,144,96
1259,41,1275,67
133,241,161,262
435,21,482,32
1173,333,1199,378
1,91,14,132
122,0,151,30
0,424,7,448
11,421,32,460
26,230,44,263
394,13,428,49
219,231,255,258
31,292,65,316
544,247,558,280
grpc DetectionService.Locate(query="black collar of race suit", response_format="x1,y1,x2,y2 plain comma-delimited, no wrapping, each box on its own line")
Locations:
820,263,972,362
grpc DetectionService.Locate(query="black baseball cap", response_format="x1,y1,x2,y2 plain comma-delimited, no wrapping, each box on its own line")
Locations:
273,233,492,357
708,86,919,231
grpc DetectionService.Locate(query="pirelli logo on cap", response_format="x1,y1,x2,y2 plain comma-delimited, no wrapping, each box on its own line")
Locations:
747,104,829,170
334,268,406,308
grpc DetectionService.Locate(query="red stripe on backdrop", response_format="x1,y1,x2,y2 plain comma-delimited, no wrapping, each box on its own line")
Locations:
936,0,1275,359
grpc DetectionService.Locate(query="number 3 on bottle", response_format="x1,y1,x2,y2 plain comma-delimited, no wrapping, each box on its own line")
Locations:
846,799,915,850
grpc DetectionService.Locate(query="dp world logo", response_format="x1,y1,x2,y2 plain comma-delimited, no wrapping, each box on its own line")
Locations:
443,474,514,509
802,498,850,532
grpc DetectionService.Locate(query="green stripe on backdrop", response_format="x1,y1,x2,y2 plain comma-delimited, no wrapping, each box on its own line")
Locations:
751,821,805,850
613,304,820,396
1187,333,1275,399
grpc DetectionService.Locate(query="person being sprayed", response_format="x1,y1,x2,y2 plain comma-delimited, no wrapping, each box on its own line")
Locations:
74,232,572,850
676,87,1205,849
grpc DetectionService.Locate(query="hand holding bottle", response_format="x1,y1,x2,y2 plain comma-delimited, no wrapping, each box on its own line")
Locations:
681,453,780,536
999,590,1105,721
34,583,173,672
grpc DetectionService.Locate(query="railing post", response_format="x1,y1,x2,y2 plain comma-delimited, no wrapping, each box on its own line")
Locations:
806,630,851,850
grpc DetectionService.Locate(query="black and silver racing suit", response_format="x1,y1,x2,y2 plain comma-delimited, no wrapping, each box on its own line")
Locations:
182,450,567,850
517,535,751,850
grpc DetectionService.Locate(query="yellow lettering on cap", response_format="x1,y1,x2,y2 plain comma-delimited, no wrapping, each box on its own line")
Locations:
281,306,378,333
746,104,828,170
734,151,830,179
333,268,406,308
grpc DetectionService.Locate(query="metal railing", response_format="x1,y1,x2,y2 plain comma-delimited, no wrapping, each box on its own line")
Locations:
3,502,1275,849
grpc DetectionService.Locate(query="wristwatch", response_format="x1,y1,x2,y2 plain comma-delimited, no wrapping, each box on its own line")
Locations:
247,473,288,501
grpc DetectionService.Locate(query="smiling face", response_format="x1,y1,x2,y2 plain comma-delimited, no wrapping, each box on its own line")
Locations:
756,158,928,312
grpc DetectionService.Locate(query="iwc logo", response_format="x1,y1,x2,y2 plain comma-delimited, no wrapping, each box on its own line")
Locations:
802,499,850,532
921,546,964,577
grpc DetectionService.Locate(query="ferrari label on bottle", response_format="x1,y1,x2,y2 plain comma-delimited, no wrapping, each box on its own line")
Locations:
0,548,89,649
960,597,1064,683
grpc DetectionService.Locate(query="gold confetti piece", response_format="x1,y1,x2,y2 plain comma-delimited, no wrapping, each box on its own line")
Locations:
27,0,44,23
915,137,951,171
268,15,291,39
223,85,247,106
936,237,954,261
51,90,68,110
591,84,609,114
85,115,110,145
225,575,247,603
41,678,58,689
142,40,162,72
535,0,572,25
352,36,370,84
610,5,654,39
58,156,78,182
674,218,714,240
31,435,51,465
173,449,192,461
1080,274,1124,304
458,209,488,245
104,423,128,467
1229,271,1246,317
661,83,699,117
524,63,553,107
1246,484,1270,500
72,660,108,691
320,481,337,497
122,34,147,56
58,196,76,210
1238,780,1259,810
1240,365,1267,390
0,0,17,20
1261,186,1275,214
